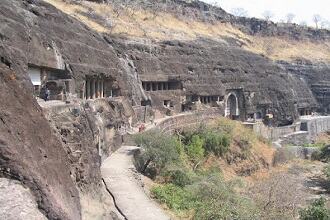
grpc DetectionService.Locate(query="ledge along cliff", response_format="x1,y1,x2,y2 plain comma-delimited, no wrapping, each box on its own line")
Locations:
0,0,329,219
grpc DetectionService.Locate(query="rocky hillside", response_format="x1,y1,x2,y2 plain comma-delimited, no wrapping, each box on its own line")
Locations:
0,64,80,219
0,0,133,219
46,0,330,62
0,0,329,219
45,0,330,116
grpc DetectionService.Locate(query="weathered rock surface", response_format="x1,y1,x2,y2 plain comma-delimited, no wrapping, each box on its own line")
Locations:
0,0,143,102
0,64,80,219
0,0,329,218
278,60,330,114
112,37,317,125
0,0,137,218
0,178,47,220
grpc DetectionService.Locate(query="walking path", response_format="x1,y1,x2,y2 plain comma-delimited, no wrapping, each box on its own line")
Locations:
101,146,170,220
101,111,221,219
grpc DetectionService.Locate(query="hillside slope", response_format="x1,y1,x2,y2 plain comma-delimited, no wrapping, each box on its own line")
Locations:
46,0,330,63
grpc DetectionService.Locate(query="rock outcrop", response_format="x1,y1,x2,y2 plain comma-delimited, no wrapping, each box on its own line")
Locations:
0,64,80,219
278,60,330,114
0,0,135,218
112,37,317,125
0,0,329,218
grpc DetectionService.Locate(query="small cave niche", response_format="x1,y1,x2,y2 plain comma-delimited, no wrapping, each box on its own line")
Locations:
141,99,151,106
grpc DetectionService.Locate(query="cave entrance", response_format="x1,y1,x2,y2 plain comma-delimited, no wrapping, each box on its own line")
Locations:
225,93,239,120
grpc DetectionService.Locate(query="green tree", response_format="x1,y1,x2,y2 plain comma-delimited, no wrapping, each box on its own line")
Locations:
186,135,205,169
134,130,180,177
300,198,330,220
203,131,230,156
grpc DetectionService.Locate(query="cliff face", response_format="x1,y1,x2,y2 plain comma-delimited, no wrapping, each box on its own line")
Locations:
0,0,143,100
112,37,317,125
279,60,330,114
0,0,134,219
0,0,329,218
0,64,80,219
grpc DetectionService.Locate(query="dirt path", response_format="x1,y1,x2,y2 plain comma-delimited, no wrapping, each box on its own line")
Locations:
101,146,170,220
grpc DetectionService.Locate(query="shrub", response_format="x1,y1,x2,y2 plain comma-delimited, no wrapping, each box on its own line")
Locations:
324,165,330,178
316,145,330,162
215,117,235,135
134,130,180,178
191,173,259,220
185,135,205,166
323,165,330,187
203,131,230,157
151,184,194,211
167,169,193,187
299,198,330,220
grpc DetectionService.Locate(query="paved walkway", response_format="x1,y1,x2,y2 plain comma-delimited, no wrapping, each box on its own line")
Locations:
101,146,170,220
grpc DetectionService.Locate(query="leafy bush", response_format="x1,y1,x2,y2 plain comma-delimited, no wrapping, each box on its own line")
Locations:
315,145,330,162
134,130,180,178
323,164,330,187
166,169,193,187
203,131,230,156
324,165,330,178
151,184,195,211
215,117,235,134
185,135,205,165
192,174,259,220
299,197,330,220
152,169,259,219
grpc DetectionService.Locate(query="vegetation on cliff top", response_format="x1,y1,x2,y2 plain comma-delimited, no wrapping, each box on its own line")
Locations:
46,0,330,62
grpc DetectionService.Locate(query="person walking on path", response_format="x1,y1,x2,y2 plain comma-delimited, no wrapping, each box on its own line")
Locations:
44,87,50,101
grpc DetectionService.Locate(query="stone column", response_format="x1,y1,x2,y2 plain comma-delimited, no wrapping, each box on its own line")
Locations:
86,79,90,99
101,80,104,98
165,82,168,90
97,79,101,98
160,82,164,90
91,79,96,99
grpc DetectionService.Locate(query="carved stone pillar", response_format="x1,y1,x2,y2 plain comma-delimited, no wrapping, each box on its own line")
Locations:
91,79,95,99
86,79,90,99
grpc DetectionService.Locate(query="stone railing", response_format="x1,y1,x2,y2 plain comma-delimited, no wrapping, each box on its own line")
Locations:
247,121,301,141
249,115,330,142
300,116,330,137
154,109,223,134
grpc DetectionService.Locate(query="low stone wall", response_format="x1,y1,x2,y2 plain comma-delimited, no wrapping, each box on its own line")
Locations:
286,146,319,160
250,121,301,141
154,109,223,134
280,131,310,146
300,116,330,137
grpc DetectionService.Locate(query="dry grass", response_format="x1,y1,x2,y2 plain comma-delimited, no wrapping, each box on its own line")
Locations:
203,117,275,181
45,0,330,62
314,132,330,146
246,36,330,62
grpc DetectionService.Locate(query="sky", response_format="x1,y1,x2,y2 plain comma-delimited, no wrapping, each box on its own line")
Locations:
202,0,330,27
